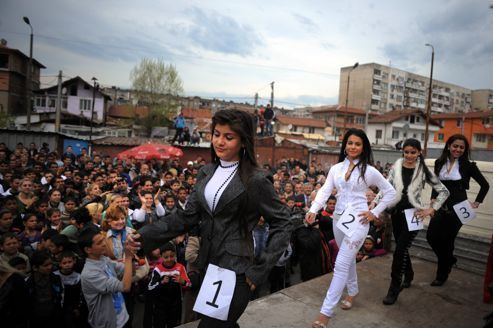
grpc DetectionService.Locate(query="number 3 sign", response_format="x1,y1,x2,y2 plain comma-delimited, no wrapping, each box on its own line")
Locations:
193,264,236,321
453,200,477,224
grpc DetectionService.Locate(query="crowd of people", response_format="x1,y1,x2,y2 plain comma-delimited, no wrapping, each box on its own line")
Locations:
0,110,489,328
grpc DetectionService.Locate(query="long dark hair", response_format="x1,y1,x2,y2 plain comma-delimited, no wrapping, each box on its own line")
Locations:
401,138,434,182
434,134,471,175
211,109,259,184
210,109,259,238
338,128,373,183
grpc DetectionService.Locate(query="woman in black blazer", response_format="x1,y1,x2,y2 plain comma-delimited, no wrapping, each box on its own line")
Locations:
138,109,293,327
427,134,489,286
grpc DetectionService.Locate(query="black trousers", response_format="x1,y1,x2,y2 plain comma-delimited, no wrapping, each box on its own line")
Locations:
198,274,251,328
390,211,418,290
426,209,462,281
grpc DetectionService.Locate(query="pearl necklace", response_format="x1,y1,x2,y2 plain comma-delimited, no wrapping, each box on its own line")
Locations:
219,161,239,168
212,163,239,211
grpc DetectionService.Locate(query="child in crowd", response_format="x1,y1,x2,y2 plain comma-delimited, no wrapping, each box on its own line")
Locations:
17,212,42,255
0,232,31,272
356,235,386,262
26,250,64,328
0,208,15,235
79,227,136,328
46,208,66,232
8,255,28,273
61,197,78,225
147,242,191,328
53,251,88,328
164,194,177,214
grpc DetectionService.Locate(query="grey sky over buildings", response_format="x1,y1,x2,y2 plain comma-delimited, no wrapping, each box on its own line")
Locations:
1,0,492,108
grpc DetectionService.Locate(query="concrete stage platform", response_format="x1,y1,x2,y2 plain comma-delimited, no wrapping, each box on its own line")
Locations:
180,254,492,327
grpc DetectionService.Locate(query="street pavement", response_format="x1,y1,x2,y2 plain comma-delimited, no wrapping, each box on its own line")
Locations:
179,254,492,327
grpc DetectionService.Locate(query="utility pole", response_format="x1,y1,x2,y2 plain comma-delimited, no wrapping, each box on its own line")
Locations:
254,92,258,110
89,77,98,156
55,70,62,132
23,17,33,131
424,44,434,157
343,62,359,137
270,82,274,108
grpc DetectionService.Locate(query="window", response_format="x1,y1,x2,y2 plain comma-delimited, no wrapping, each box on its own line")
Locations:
392,130,399,139
421,133,425,141
355,117,365,124
308,127,315,133
48,98,56,108
483,117,491,125
456,119,462,127
35,97,46,107
70,85,77,96
0,54,8,69
475,134,486,143
376,130,382,139
416,116,420,123
80,99,92,111
438,133,444,141
410,116,415,123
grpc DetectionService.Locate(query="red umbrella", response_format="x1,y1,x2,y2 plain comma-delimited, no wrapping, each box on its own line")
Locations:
116,143,184,160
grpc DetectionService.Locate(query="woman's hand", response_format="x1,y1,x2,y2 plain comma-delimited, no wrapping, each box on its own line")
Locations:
305,212,317,226
471,201,480,209
246,277,256,291
359,211,376,224
415,208,435,219
126,232,142,253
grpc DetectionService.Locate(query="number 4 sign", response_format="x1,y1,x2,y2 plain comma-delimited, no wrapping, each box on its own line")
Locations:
404,208,423,231
193,264,236,321
453,200,477,224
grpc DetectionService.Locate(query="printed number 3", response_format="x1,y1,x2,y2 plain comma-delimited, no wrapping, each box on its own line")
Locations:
206,280,222,308
459,207,470,219
342,214,355,229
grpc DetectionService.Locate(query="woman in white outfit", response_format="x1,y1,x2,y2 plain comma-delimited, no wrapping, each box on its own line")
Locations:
307,128,396,328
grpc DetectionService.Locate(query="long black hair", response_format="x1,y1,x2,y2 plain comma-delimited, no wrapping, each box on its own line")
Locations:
401,138,434,183
434,134,471,176
338,128,373,183
211,109,259,185
210,109,259,238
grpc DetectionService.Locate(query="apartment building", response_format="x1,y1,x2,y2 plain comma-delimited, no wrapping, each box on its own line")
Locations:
339,63,473,115
471,89,493,111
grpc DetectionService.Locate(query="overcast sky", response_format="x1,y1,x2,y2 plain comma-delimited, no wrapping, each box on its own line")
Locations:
1,0,492,108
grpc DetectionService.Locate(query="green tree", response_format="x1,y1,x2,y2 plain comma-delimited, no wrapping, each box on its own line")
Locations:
0,111,13,128
130,58,184,136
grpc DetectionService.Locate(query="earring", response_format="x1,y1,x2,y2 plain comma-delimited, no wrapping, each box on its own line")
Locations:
243,148,246,157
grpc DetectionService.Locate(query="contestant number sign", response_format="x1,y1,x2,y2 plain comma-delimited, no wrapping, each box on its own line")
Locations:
404,208,423,231
193,264,236,321
336,207,362,237
453,200,477,224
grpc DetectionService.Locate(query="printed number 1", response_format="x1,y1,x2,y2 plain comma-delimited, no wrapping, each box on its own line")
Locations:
206,280,222,308
342,214,355,229
459,207,470,219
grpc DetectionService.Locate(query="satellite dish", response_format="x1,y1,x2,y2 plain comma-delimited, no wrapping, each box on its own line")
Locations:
287,124,293,131
62,87,67,95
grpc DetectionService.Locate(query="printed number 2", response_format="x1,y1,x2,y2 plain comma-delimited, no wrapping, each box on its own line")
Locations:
342,214,355,229
411,215,420,226
206,280,222,308
459,207,470,219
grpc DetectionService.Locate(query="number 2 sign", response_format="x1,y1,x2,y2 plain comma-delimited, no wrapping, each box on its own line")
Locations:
193,264,236,321
453,200,477,224
336,207,362,237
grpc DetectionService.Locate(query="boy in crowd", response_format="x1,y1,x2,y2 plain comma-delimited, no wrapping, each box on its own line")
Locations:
79,227,136,328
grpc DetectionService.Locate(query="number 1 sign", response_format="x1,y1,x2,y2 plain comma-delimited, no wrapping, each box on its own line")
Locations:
193,264,236,321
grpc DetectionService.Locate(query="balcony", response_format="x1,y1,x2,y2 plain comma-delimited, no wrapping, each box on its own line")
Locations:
373,74,382,80
372,94,381,101
372,84,382,91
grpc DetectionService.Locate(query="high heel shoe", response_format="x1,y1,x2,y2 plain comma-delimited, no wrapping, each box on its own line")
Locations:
430,279,446,287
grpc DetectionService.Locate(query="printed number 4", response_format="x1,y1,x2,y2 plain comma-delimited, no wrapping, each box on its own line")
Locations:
411,215,420,226
206,280,222,308
342,214,355,229
459,207,470,219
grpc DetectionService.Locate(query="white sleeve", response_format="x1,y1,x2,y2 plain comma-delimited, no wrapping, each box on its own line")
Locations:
132,208,146,223
155,203,165,217
309,165,335,214
368,167,396,217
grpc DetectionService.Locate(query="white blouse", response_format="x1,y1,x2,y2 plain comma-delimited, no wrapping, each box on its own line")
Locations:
438,159,461,181
310,158,396,216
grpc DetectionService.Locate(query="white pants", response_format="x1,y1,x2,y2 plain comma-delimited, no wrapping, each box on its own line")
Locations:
319,213,369,317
